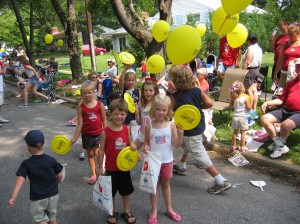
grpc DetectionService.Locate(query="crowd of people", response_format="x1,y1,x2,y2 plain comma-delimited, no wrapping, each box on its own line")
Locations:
3,21,300,223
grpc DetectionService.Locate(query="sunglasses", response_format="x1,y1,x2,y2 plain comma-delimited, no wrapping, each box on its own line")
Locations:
92,77,97,79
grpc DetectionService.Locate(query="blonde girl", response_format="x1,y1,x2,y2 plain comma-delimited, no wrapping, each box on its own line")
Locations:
144,94,183,224
71,82,107,184
134,80,159,149
229,81,251,151
18,56,50,107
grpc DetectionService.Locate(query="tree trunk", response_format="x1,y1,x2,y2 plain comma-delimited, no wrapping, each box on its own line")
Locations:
51,0,83,83
110,0,172,78
11,0,35,66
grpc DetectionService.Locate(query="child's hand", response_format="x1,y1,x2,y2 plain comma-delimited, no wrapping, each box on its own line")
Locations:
8,198,15,208
176,124,184,134
130,143,137,151
143,145,150,154
70,138,76,145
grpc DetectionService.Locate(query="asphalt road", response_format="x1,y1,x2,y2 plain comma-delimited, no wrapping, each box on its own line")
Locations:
0,85,300,224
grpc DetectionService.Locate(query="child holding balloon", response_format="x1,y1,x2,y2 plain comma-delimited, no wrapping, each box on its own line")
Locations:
98,98,137,224
143,94,184,223
169,65,232,195
70,81,107,184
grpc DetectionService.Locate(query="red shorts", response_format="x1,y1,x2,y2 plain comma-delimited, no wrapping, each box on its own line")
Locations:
159,162,173,180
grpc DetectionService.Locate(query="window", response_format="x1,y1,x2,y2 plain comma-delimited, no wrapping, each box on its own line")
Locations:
189,13,204,24
119,37,126,52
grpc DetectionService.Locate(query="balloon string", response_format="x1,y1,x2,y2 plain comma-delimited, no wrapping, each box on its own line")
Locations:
218,15,229,34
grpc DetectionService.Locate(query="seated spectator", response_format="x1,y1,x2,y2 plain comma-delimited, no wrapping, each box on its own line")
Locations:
260,58,300,159
196,68,209,92
99,58,119,85
46,57,58,73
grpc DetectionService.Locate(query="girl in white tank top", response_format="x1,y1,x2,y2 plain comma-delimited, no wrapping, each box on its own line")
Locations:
143,94,184,223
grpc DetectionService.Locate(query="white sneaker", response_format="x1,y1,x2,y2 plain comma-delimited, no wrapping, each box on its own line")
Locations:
267,142,276,151
270,145,289,159
0,118,9,123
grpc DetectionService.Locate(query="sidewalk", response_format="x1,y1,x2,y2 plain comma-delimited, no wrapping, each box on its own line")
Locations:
4,80,300,175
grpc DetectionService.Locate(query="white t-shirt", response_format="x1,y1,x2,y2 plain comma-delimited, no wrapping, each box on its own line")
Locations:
242,43,262,68
104,66,117,78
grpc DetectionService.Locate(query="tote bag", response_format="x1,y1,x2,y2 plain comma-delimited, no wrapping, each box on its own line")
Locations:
92,176,113,215
139,152,161,195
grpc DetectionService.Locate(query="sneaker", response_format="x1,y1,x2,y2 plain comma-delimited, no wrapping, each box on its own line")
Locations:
173,164,187,176
18,104,28,108
0,118,10,123
79,153,85,160
66,120,77,126
267,142,276,151
207,181,232,195
270,145,289,159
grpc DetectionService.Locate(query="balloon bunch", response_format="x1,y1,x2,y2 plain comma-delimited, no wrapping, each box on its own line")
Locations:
212,0,253,48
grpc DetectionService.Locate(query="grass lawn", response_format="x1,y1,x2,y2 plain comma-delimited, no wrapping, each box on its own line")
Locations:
213,52,300,165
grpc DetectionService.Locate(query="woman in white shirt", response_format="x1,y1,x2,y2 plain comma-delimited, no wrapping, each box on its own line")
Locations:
242,34,263,111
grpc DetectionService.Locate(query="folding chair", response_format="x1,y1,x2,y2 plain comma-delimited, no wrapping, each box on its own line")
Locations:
212,68,248,124
258,66,269,102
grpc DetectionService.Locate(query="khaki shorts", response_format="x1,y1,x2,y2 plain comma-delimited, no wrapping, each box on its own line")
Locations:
30,194,59,223
181,135,212,169
0,92,3,105
232,116,248,131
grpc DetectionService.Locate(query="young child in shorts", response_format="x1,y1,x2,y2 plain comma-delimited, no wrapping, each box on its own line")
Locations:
169,65,232,195
71,82,108,184
144,94,184,224
8,130,64,224
98,98,137,224
229,81,251,151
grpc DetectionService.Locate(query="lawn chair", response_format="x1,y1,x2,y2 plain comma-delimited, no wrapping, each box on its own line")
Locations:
212,68,248,124
257,66,269,103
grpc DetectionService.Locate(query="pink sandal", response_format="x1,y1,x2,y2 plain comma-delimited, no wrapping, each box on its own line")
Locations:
166,211,181,222
147,215,158,224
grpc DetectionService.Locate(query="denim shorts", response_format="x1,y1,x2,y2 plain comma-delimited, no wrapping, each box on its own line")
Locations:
28,77,38,84
30,194,59,223
217,62,235,74
181,134,212,169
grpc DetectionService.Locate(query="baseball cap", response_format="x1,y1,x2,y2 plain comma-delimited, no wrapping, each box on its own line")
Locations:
25,130,45,148
295,58,300,65
107,58,116,63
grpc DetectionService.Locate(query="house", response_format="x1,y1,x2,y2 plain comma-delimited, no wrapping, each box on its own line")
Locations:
108,0,265,52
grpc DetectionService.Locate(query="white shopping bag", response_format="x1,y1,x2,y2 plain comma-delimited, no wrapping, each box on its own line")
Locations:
93,176,113,215
139,152,161,195
130,120,140,142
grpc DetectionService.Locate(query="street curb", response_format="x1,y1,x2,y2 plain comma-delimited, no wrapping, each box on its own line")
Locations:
207,141,300,175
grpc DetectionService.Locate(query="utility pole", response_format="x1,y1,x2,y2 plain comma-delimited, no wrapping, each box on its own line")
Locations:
85,0,96,72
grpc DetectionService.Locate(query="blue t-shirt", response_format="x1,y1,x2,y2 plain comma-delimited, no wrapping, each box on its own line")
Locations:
172,87,205,136
16,154,63,201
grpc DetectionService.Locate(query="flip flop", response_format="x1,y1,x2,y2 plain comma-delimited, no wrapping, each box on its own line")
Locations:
166,211,181,222
120,212,136,224
107,211,119,224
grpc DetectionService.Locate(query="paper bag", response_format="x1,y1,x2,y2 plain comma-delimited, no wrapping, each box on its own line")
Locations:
93,176,113,215
139,152,161,195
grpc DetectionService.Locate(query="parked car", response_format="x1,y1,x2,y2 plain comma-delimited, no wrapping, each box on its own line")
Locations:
82,44,107,56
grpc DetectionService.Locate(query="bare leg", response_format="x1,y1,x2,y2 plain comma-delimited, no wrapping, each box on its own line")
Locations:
232,130,238,146
149,183,159,218
160,178,177,215
122,195,136,223
87,149,97,176
280,119,296,140
260,113,278,138
240,130,246,147
205,164,219,177
217,71,223,83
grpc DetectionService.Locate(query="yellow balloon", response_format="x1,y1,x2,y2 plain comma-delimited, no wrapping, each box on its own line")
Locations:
57,39,63,47
166,25,201,65
27,35,30,41
152,20,170,42
227,23,248,48
222,0,254,16
146,55,165,74
196,24,206,37
212,7,239,35
44,34,53,44
0,48,4,52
